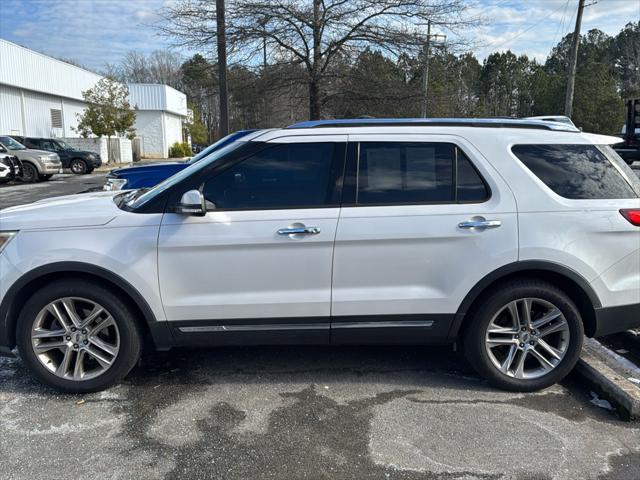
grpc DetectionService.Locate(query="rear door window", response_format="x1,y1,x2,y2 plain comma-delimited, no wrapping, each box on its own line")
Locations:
511,144,638,199
356,142,489,205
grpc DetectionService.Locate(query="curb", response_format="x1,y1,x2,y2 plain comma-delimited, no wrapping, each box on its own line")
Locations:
574,338,640,420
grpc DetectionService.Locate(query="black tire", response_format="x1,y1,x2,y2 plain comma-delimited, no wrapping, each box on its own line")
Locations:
20,162,39,183
70,158,88,174
16,279,142,393
463,279,584,392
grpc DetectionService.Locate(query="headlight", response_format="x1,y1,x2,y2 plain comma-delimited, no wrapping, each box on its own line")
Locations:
104,178,128,191
40,155,59,162
0,231,17,254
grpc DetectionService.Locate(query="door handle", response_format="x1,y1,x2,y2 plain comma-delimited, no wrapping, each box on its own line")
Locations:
458,219,501,230
277,226,321,235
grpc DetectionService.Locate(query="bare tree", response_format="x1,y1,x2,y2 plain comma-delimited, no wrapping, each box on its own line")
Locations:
112,50,184,89
158,0,478,119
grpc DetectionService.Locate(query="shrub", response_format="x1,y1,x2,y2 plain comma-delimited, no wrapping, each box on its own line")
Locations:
169,142,193,158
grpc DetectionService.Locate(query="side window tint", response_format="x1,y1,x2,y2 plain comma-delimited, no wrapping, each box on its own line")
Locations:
356,142,488,205
512,144,638,199
203,142,339,210
457,151,489,201
357,142,454,204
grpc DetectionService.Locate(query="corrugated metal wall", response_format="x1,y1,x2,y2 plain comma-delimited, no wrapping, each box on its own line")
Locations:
0,85,23,135
0,40,187,157
0,84,86,137
128,84,188,116
0,39,102,101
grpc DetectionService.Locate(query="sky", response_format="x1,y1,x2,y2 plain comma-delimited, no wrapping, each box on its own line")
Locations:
0,0,638,72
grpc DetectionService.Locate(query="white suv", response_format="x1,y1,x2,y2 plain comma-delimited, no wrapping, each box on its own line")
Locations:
1,119,639,393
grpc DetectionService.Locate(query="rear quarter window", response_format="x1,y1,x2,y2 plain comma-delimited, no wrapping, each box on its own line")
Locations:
511,144,639,199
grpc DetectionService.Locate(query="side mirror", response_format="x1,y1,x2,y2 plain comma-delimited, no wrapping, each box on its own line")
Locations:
175,189,206,216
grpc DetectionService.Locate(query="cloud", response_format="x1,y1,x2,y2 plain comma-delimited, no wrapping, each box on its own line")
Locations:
0,0,178,71
465,0,639,62
0,0,636,71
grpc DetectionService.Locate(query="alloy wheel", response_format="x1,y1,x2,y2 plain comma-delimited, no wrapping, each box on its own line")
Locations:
30,297,120,381
484,297,570,380
70,160,86,174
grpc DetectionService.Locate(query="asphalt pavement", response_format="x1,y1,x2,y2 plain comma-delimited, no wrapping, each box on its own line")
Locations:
0,173,107,209
1,169,640,480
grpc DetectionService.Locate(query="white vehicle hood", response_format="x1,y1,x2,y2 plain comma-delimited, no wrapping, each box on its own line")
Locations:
0,191,123,231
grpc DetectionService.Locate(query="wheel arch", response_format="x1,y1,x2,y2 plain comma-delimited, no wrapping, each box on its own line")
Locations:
450,261,601,341
0,262,173,352
21,159,41,174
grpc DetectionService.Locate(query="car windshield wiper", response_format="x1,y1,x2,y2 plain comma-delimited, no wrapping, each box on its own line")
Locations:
124,187,151,206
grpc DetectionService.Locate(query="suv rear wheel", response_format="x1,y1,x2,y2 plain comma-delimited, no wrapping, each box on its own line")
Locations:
463,280,584,391
16,280,142,393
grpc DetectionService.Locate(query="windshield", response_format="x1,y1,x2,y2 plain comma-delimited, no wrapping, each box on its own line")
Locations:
0,136,27,150
187,130,256,164
55,140,75,150
127,140,248,209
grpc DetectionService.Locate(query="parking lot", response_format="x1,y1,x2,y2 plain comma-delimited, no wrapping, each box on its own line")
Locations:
1,168,640,480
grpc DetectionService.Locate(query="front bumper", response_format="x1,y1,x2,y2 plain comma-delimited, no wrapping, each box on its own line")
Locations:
42,162,62,174
593,303,640,337
89,156,102,168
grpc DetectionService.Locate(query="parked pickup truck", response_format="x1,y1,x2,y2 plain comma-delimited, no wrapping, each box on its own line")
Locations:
11,136,102,174
613,99,639,165
103,130,256,191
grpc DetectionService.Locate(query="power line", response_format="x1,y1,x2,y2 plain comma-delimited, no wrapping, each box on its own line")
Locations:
552,0,572,46
481,1,575,54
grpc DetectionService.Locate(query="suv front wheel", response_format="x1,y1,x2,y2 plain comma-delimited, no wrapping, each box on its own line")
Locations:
463,280,584,391
70,158,88,174
20,162,39,183
16,280,142,393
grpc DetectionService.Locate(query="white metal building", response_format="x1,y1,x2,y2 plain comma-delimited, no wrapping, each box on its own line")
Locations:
128,84,188,158
0,39,188,158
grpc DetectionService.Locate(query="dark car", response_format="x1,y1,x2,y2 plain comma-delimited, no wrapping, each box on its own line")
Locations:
11,136,102,174
104,129,257,190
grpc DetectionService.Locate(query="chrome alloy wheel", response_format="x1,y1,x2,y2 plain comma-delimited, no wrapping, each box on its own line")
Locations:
484,297,570,380
30,298,120,381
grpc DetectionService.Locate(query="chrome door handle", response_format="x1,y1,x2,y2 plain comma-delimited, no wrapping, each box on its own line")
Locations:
277,226,321,235
458,219,501,230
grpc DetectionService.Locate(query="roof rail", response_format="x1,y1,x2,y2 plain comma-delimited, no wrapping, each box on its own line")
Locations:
286,118,580,132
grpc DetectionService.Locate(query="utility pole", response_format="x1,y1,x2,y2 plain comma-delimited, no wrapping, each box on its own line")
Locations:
421,20,446,118
216,0,229,137
564,0,586,118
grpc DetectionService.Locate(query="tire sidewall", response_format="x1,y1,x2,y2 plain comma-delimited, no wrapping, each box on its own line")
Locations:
21,162,38,182
465,281,584,391
70,159,87,174
16,280,141,393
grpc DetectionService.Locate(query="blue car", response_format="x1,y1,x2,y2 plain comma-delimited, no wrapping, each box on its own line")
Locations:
103,130,257,191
